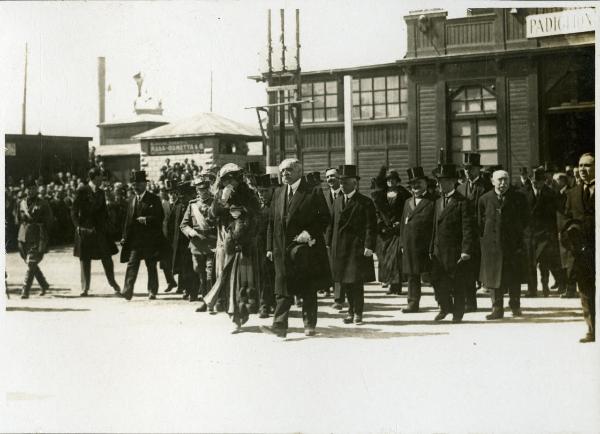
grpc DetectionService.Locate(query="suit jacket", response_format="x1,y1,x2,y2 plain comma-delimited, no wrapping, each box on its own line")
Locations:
327,191,377,284
399,192,435,274
562,182,595,272
323,187,341,219
478,187,529,289
522,184,560,260
457,176,492,208
430,191,475,276
120,190,165,263
267,178,331,296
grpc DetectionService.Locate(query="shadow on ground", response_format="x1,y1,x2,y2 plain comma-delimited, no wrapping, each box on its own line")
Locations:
6,306,90,313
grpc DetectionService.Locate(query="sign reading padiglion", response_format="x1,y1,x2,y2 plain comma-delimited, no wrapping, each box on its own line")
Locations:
527,8,596,39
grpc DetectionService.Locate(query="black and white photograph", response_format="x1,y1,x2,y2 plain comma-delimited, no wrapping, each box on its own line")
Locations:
1,1,598,432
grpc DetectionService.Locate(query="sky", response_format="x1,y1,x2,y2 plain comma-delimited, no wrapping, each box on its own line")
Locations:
1,1,507,145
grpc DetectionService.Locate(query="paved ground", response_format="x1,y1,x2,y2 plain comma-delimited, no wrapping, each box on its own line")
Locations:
2,246,599,433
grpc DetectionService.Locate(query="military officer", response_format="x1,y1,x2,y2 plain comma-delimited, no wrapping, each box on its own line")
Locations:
327,165,377,325
457,152,492,311
398,166,436,313
429,164,476,323
17,180,53,298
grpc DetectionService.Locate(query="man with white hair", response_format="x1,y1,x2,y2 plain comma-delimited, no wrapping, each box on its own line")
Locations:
262,158,331,338
478,169,529,320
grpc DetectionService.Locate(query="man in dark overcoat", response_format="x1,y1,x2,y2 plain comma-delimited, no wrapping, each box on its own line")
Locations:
456,152,492,311
398,166,436,313
120,170,165,300
562,153,595,343
478,170,529,320
323,167,343,306
327,165,377,325
522,167,563,297
262,158,331,338
71,167,120,296
554,172,577,298
429,164,476,323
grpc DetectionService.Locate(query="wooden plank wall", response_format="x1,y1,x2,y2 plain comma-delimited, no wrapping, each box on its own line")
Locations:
508,76,530,180
417,84,438,174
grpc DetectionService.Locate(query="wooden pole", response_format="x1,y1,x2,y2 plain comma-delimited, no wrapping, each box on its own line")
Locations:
280,9,285,72
294,9,302,160
344,75,354,164
266,9,275,167
210,70,213,112
22,42,28,135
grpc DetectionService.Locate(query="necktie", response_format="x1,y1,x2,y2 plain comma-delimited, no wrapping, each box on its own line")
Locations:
443,196,448,209
583,184,591,206
287,187,294,207
343,195,347,209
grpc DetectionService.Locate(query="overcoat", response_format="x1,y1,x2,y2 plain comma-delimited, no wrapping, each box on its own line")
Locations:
71,186,118,260
327,191,377,284
556,186,575,270
267,179,331,297
398,192,436,274
562,183,595,272
522,184,560,261
478,188,529,289
120,191,165,263
429,191,475,280
166,199,191,275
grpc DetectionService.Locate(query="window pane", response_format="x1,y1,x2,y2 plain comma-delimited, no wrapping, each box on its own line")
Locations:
452,137,472,151
388,75,400,89
452,101,466,113
478,136,497,150
313,95,325,108
360,92,373,105
360,78,372,91
313,82,325,95
301,101,312,109
400,102,407,116
467,101,481,112
302,109,313,123
399,74,407,87
478,119,497,135
326,81,337,94
374,90,386,104
374,104,386,118
352,107,361,119
326,108,338,121
483,99,497,112
452,89,466,101
326,95,337,108
482,87,494,98
374,77,386,90
452,121,471,137
352,92,360,106
480,152,498,166
314,108,325,122
387,89,399,103
388,103,400,118
301,83,312,96
361,105,373,119
352,79,359,92
466,87,481,100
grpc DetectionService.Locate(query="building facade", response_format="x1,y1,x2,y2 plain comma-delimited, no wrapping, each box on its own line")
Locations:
253,7,594,181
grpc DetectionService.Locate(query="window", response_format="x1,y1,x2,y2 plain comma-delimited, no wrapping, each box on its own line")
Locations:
450,85,498,166
352,74,407,120
273,80,338,124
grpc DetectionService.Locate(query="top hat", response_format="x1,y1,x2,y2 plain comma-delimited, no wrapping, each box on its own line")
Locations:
338,165,360,180
245,161,262,175
532,166,546,182
406,166,427,182
130,170,147,183
463,153,482,167
435,163,459,179
255,174,272,189
386,170,401,182
304,171,322,186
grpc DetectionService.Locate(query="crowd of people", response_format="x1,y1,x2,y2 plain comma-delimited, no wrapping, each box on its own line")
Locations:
7,152,596,343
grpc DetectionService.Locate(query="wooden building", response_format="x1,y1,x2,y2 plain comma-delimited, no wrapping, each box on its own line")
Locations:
252,7,594,181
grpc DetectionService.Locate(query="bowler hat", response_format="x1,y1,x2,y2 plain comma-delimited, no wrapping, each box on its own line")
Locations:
338,165,360,180
406,166,427,182
463,153,481,167
130,170,147,183
532,167,546,182
435,163,459,179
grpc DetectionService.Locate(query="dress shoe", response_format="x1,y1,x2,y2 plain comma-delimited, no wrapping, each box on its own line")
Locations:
561,292,578,299
385,290,395,295
304,328,316,336
579,334,595,343
343,315,354,324
381,283,389,288
354,315,363,325
260,325,286,338
550,282,559,289
80,291,88,297
174,288,184,294
331,302,343,310
20,290,29,299
465,304,477,313
189,295,198,302
111,283,122,294
452,315,463,323
542,288,550,297
40,286,48,296
434,311,448,321
486,309,504,320
215,300,225,312
231,324,242,334
164,283,177,293
258,308,269,319
148,294,157,300
195,301,208,312
402,305,419,313
511,308,522,317
121,291,132,301
523,291,537,298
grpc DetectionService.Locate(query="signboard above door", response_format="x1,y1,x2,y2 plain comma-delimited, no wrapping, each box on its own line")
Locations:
527,8,596,39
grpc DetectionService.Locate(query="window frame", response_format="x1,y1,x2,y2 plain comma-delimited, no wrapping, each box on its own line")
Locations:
352,74,407,120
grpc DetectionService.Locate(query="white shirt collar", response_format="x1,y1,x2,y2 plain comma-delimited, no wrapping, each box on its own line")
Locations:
331,186,342,195
444,189,455,198
288,178,301,194
136,190,146,200
345,189,357,200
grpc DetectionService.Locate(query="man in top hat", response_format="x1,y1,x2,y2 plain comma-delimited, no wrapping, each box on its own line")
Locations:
457,152,492,312
17,180,53,298
262,158,331,338
553,172,578,298
180,178,217,308
562,153,595,343
160,180,180,294
120,170,165,300
522,166,564,297
323,167,343,305
429,164,476,322
254,174,277,318
479,170,529,320
327,165,377,325
398,166,436,313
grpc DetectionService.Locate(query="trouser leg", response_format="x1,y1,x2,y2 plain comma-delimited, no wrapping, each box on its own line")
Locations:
101,257,119,288
540,262,550,290
122,250,141,297
577,272,596,338
145,258,159,295
272,294,293,331
490,288,504,311
354,283,364,316
508,282,521,310
302,290,318,329
343,283,355,316
437,275,452,313
80,259,91,292
32,263,49,290
453,274,466,318
22,265,35,296
407,274,421,308
333,282,345,304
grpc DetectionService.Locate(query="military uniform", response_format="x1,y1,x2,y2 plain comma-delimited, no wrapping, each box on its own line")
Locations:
17,194,53,298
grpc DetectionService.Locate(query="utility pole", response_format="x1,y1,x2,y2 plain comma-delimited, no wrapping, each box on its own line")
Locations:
293,9,302,160
278,9,286,161
22,42,28,134
266,9,274,167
